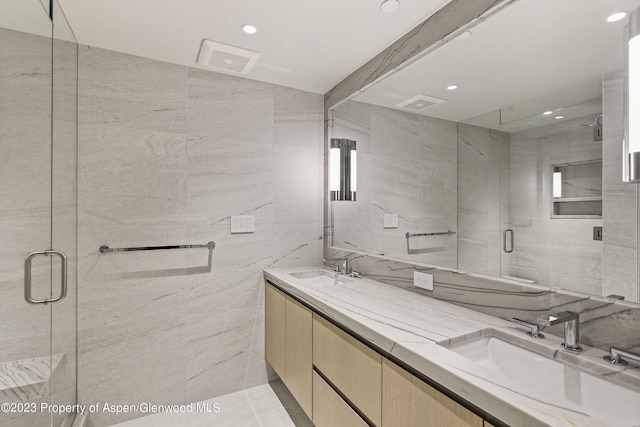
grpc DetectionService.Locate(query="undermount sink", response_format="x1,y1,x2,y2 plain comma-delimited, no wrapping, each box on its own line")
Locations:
287,270,351,286
444,334,640,426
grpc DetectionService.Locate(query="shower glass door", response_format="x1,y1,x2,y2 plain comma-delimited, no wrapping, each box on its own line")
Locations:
0,0,78,426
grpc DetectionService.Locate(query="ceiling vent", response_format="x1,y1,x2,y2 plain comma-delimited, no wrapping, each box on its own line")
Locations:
395,94,446,111
197,40,260,75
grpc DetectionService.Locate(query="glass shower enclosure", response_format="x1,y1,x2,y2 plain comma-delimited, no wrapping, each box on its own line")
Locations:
0,0,78,426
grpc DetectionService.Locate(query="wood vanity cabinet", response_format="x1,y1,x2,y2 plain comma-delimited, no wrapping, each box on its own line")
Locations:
312,371,368,427
266,281,501,427
284,292,312,416
264,284,312,417
382,359,483,427
313,313,382,426
265,284,286,378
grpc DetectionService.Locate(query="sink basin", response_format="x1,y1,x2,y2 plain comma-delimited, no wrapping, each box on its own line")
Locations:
446,335,640,426
288,270,351,286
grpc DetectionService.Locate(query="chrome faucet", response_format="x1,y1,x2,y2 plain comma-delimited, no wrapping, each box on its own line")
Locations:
510,318,545,339
537,311,582,352
322,257,351,275
604,347,640,366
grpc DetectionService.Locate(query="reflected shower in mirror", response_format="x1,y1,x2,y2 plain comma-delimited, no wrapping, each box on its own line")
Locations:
329,0,640,302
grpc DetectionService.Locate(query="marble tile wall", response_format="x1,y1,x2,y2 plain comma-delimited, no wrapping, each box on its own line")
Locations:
508,115,604,294
78,46,323,426
331,101,458,267
0,27,53,367
602,70,638,302
457,123,509,277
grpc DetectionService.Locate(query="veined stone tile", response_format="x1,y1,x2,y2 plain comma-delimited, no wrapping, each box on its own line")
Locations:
0,29,52,122
271,222,323,269
274,85,323,126
185,306,258,404
273,159,322,224
187,68,274,139
80,46,187,133
186,170,274,224
78,327,187,427
0,354,63,402
79,124,188,231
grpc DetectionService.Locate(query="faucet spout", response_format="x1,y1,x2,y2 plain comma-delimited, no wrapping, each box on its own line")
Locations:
537,311,582,352
322,257,351,275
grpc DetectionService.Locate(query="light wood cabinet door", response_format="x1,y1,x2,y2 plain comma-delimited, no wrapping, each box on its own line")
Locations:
265,284,286,379
382,359,483,427
285,295,312,417
484,422,496,427
312,371,368,427
313,314,382,426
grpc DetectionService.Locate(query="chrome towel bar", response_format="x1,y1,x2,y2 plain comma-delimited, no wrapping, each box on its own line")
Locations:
99,241,216,254
405,230,456,238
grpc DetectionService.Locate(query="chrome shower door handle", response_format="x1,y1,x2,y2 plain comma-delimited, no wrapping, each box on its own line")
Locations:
24,250,68,304
503,229,514,253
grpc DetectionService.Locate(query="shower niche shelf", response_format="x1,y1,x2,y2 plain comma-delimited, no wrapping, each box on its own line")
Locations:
551,159,602,218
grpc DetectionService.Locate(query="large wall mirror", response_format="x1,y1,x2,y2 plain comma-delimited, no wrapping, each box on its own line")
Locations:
329,0,640,302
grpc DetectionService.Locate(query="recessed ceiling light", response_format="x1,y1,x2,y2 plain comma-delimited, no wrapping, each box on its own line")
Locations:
241,24,258,34
543,111,553,115
380,0,400,13
607,12,628,23
447,85,458,90
555,115,565,120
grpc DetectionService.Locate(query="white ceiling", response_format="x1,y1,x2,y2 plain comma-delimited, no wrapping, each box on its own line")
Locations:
54,0,451,94
352,0,640,132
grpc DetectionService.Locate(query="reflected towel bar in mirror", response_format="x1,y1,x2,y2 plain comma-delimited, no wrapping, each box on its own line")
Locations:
99,241,216,254
405,231,456,238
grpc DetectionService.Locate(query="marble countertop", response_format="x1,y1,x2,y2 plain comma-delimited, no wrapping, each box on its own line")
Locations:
264,267,640,427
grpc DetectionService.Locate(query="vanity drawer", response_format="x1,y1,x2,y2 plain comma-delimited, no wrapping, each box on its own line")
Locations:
312,314,382,426
313,370,368,427
382,358,483,427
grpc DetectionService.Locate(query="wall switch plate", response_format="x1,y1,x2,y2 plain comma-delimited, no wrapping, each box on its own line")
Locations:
414,271,434,291
593,226,603,241
231,215,255,234
383,214,399,229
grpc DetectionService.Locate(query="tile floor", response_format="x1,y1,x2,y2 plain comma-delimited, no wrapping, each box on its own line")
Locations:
109,383,296,427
